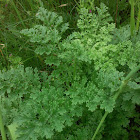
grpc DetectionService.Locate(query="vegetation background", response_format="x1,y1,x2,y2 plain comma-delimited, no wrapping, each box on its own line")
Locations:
1,0,139,70
0,0,140,140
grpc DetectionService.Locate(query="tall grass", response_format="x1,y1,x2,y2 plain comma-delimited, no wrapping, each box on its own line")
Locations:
11,0,26,28
0,0,77,70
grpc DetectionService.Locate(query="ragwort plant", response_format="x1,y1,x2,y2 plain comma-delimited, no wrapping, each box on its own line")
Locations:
0,3,140,140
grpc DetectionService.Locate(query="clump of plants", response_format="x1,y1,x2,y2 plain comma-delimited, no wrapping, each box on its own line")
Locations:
0,2,140,140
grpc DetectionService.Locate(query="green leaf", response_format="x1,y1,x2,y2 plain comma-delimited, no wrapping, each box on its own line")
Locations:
8,123,18,140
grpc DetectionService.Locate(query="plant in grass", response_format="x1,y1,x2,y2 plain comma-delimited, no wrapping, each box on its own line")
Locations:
0,0,77,71
0,3,140,140
74,0,134,27
74,0,95,12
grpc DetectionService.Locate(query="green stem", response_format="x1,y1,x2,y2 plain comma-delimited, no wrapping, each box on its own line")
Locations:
130,0,135,36
74,0,80,9
11,0,25,28
92,112,108,140
0,107,7,140
37,55,45,67
91,64,140,140
22,56,35,63
136,6,140,31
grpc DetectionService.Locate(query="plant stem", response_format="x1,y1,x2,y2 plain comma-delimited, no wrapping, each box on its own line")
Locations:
74,0,80,9
0,107,7,140
92,112,108,140
130,0,135,36
136,6,140,31
91,64,140,140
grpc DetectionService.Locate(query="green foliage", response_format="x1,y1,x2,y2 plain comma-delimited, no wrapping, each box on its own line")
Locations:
21,7,69,66
0,2,140,140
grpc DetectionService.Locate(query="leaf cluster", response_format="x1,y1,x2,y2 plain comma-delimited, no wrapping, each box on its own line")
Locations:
0,3,140,140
